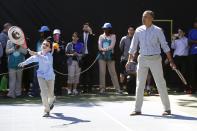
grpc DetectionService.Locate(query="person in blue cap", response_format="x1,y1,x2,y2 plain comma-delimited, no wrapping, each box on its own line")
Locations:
28,26,51,97
98,23,122,94
37,26,51,52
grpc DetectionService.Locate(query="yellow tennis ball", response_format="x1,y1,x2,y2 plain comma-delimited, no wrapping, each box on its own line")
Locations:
53,43,59,49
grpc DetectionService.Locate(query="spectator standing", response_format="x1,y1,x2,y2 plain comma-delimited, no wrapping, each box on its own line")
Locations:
171,28,189,92
65,32,84,95
6,39,27,98
98,23,122,94
80,23,97,93
119,27,135,90
52,29,66,96
28,26,51,97
188,20,197,93
0,23,12,79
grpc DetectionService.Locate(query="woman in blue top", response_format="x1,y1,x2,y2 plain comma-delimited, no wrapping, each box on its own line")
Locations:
19,39,56,117
6,40,27,98
65,32,84,95
98,23,122,94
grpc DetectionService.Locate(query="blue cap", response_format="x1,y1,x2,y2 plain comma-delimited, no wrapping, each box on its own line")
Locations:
102,23,112,29
39,26,50,32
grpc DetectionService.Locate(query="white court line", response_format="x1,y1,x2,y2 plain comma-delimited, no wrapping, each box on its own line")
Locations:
89,102,134,131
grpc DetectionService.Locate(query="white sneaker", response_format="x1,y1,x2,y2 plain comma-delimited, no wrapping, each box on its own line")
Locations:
67,89,72,95
73,89,78,95
99,89,105,94
116,89,123,95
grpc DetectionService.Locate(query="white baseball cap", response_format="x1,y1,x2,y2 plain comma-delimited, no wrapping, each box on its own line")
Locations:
53,29,61,35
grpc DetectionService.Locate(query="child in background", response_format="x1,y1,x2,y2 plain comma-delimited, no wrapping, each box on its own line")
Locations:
65,32,84,95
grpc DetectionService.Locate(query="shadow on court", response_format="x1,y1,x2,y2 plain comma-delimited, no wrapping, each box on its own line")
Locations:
177,99,197,108
50,113,91,126
141,114,197,121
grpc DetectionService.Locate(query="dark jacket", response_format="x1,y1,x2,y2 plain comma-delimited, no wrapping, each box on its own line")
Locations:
80,33,97,57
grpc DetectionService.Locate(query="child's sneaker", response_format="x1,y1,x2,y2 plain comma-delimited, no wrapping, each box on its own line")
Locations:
50,96,56,110
43,112,50,117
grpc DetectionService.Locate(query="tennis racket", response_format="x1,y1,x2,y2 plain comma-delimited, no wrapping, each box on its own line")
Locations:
173,68,187,85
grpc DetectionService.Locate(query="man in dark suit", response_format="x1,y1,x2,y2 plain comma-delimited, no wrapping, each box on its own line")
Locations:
80,23,97,93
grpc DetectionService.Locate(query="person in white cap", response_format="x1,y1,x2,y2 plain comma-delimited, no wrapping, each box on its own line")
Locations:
53,29,61,35
52,29,67,96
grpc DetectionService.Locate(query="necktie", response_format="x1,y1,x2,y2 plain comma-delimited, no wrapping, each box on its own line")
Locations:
85,33,88,44
84,33,88,54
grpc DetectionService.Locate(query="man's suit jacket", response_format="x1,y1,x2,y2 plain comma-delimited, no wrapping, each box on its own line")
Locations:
81,33,97,57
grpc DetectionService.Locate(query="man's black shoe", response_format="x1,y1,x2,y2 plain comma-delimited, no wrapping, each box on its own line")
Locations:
162,110,171,116
130,111,142,116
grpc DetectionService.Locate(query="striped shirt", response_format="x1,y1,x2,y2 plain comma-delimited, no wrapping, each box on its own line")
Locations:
129,24,170,55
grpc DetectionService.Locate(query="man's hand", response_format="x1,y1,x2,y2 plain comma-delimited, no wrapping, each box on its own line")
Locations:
169,61,176,69
166,51,176,69
164,58,170,65
88,27,93,34
125,60,134,70
126,54,135,70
